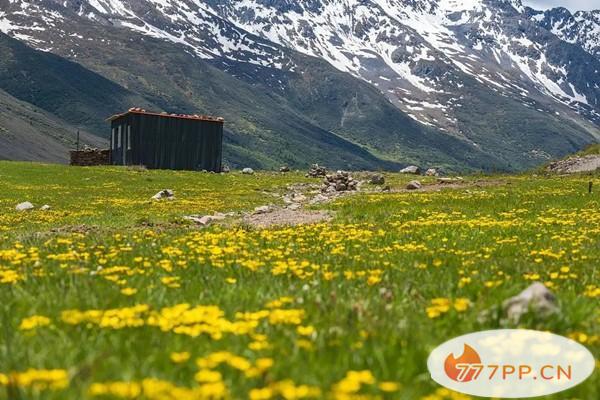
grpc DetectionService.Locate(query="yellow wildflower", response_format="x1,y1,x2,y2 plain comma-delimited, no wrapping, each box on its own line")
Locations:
195,369,222,383
120,288,138,296
170,352,191,364
19,315,51,331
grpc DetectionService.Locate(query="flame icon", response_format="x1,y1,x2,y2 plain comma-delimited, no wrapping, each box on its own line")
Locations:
444,344,482,382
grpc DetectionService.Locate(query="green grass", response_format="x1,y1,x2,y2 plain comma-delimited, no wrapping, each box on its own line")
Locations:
578,144,600,156
0,161,598,400
0,161,310,236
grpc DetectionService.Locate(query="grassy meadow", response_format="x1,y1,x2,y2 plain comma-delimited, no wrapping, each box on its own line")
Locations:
0,161,598,400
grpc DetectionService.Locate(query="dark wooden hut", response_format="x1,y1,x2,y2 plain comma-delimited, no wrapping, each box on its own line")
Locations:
108,108,224,171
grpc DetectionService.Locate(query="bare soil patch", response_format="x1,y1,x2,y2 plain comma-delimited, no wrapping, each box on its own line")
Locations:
243,208,332,228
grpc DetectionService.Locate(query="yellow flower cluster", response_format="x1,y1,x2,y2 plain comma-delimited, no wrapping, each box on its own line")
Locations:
89,351,279,399
19,315,51,331
331,370,399,399
0,369,69,390
89,378,227,399
422,388,472,400
50,301,306,341
249,380,322,400
61,305,149,329
426,298,471,319
170,352,191,364
584,285,600,298
0,268,22,284
568,332,600,345
147,304,257,339
196,351,274,379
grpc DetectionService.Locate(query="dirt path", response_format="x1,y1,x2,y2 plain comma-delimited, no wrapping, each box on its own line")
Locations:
239,178,509,228
242,209,332,228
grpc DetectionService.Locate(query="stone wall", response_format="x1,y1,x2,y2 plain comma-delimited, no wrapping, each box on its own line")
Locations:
70,149,111,166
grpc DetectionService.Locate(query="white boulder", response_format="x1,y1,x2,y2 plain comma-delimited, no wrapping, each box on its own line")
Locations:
16,202,35,212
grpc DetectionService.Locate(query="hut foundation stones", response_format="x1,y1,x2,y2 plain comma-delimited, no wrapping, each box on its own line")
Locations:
70,149,110,166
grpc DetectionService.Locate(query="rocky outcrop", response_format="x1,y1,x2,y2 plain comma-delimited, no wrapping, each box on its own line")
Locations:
547,155,600,174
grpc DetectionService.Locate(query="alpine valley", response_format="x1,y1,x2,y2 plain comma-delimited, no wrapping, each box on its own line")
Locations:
0,0,599,171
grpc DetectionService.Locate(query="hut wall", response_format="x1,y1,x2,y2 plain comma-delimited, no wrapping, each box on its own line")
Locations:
110,113,223,172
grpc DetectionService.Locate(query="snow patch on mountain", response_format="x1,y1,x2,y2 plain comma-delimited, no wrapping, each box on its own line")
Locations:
528,7,600,58
0,0,598,130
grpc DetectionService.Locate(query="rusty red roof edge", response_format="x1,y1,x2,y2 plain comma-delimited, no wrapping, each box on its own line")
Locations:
107,108,225,123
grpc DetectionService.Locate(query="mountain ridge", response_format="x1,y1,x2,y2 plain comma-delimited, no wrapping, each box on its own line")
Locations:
0,0,598,170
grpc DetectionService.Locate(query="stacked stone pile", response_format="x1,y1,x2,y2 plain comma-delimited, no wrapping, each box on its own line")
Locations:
306,164,328,178
322,171,358,192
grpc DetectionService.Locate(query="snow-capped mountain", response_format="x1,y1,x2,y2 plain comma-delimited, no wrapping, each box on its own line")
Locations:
528,7,600,58
204,0,600,129
0,0,599,170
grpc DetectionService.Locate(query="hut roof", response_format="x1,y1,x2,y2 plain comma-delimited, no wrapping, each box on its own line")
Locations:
108,108,224,123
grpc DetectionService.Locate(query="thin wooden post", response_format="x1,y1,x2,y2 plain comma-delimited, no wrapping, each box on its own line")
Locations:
589,181,593,194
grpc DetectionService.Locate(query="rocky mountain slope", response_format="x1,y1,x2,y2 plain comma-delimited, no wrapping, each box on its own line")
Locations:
0,0,599,170
0,87,105,162
527,7,600,58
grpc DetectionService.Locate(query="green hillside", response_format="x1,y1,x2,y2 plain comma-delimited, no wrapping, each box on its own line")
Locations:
0,88,105,162
0,33,153,135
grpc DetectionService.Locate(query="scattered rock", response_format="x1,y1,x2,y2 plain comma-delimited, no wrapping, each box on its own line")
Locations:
242,168,255,175
400,165,421,175
547,155,600,174
369,174,385,185
406,180,422,190
40,205,51,211
280,166,291,173
221,165,231,173
425,168,439,177
287,203,302,211
323,171,358,192
292,193,307,202
16,201,35,212
184,215,213,226
253,205,272,215
503,282,559,323
306,164,328,178
184,213,228,226
310,194,329,204
284,193,307,204
438,177,464,184
151,189,175,201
